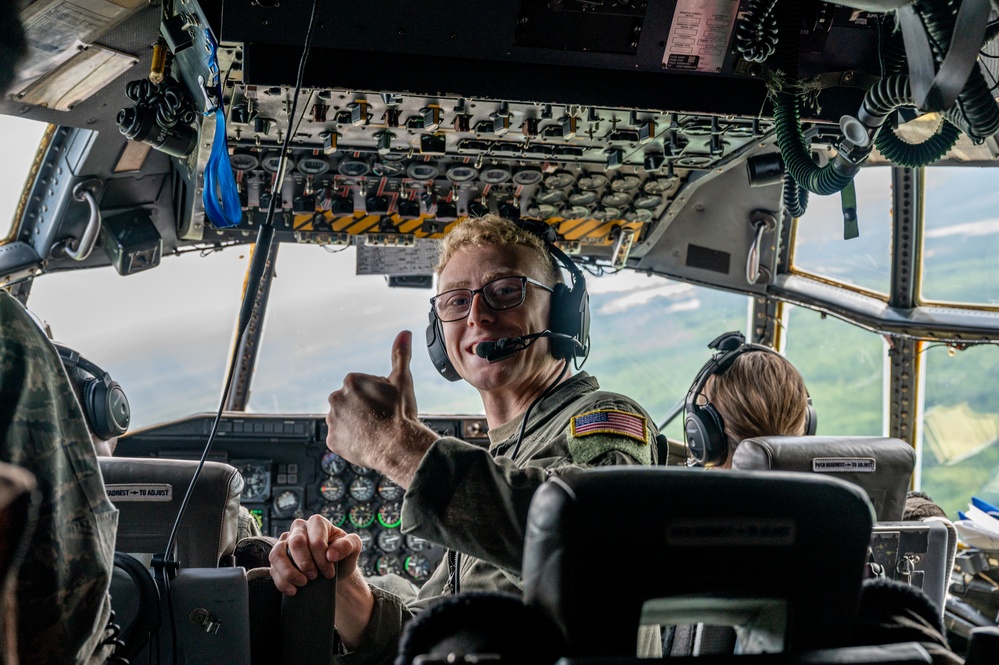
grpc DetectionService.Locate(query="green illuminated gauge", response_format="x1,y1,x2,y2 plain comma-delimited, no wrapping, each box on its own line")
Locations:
377,501,402,528
376,555,403,576
577,173,608,191
378,529,403,552
349,502,376,528
350,463,373,476
319,501,347,527
273,490,300,517
404,554,432,581
236,461,270,501
356,529,373,551
357,553,375,576
321,451,347,476
610,174,641,192
349,475,377,501
378,479,404,502
405,534,430,552
320,476,346,501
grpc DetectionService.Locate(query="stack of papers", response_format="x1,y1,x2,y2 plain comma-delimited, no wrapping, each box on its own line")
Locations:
955,497,999,550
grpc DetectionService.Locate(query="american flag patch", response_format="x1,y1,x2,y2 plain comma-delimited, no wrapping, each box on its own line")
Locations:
571,409,648,444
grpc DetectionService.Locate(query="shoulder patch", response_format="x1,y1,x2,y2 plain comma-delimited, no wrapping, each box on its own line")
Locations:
571,409,648,444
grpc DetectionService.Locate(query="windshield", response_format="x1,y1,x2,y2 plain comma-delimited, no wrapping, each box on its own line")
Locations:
0,116,49,241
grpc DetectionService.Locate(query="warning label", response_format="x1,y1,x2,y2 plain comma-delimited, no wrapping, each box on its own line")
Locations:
106,484,173,501
662,0,739,73
812,458,877,473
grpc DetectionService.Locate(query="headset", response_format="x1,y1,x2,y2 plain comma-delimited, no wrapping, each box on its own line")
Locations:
426,219,590,381
55,343,131,440
684,331,816,467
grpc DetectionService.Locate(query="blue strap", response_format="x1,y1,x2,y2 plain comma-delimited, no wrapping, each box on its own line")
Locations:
203,108,242,228
200,29,241,228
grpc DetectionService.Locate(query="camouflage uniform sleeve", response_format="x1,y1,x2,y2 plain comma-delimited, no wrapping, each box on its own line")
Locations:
0,291,118,665
332,585,415,665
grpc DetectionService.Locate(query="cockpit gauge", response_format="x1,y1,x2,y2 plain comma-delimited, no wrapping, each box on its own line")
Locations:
357,553,374,577
350,463,373,476
356,529,373,551
378,501,403,529
643,177,676,195
446,165,478,182
376,555,403,576
512,168,543,186
321,451,347,476
377,529,403,552
479,167,511,184
567,190,597,206
372,160,405,177
320,476,347,501
349,476,377,502
235,461,270,502
273,490,301,517
609,174,641,192
230,153,260,172
406,163,439,181
633,194,663,209
378,479,404,502
601,192,632,208
319,501,347,527
536,189,566,205
404,554,432,581
405,534,430,552
543,171,575,189
592,206,622,222
261,151,294,173
625,209,654,223
337,159,370,177
577,173,608,191
568,205,592,219
297,156,331,175
349,502,377,529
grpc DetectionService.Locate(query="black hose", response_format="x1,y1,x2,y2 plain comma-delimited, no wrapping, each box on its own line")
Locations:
736,0,780,63
913,0,999,142
773,92,858,195
782,170,808,218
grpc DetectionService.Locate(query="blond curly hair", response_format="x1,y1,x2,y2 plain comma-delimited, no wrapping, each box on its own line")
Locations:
435,215,561,285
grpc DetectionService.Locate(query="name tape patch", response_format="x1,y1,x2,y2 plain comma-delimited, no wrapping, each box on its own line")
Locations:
812,458,876,473
571,409,648,444
106,483,173,501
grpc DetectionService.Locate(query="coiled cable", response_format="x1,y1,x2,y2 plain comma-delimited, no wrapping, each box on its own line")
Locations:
736,0,780,63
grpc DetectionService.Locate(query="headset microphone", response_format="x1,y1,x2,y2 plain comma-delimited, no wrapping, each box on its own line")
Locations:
475,331,585,363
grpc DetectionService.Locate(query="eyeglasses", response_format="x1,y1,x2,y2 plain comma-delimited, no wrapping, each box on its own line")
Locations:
431,276,553,322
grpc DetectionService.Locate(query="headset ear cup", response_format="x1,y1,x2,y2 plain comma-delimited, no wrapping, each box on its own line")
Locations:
804,397,818,435
684,403,728,466
426,310,461,382
548,282,588,360
84,378,111,440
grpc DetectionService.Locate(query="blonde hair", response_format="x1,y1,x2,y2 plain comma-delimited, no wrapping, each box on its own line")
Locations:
704,350,809,447
435,215,561,285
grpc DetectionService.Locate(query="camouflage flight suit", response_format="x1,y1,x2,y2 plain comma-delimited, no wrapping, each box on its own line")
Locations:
0,290,118,665
336,371,662,665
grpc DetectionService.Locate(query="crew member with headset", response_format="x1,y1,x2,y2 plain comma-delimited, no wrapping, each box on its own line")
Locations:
684,330,815,468
269,214,663,662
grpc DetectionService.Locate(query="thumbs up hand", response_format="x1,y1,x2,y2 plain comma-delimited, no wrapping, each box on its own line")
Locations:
325,330,438,488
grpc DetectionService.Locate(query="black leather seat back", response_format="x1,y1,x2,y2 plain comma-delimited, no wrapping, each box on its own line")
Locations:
523,467,876,657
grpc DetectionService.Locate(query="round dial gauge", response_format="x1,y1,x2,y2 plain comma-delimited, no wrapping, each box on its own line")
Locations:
405,534,430,552
610,174,641,192
526,203,558,220
643,177,673,195
406,163,440,181
357,553,374,576
320,476,347,501
378,529,403,552
568,190,596,206
349,502,376,528
372,160,405,177
625,209,654,223
350,463,373,476
297,156,331,175
378,502,402,529
543,170,575,189
512,168,543,186
273,490,300,516
349,476,377,501
337,159,370,177
376,555,403,576
634,194,663,209
260,151,293,173
536,189,565,205
356,529,373,551
230,153,259,172
592,206,622,222
577,173,608,190
321,452,347,476
378,479,404,502
601,192,631,208
404,554,432,580
237,462,269,501
319,501,347,527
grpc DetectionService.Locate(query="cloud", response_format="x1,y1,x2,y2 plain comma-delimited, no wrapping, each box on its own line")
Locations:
924,218,999,239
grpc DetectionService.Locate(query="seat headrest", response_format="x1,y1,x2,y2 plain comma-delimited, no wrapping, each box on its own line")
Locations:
731,436,915,521
99,457,243,568
523,467,875,657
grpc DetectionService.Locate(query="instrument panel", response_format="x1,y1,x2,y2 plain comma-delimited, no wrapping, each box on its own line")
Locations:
116,412,489,582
